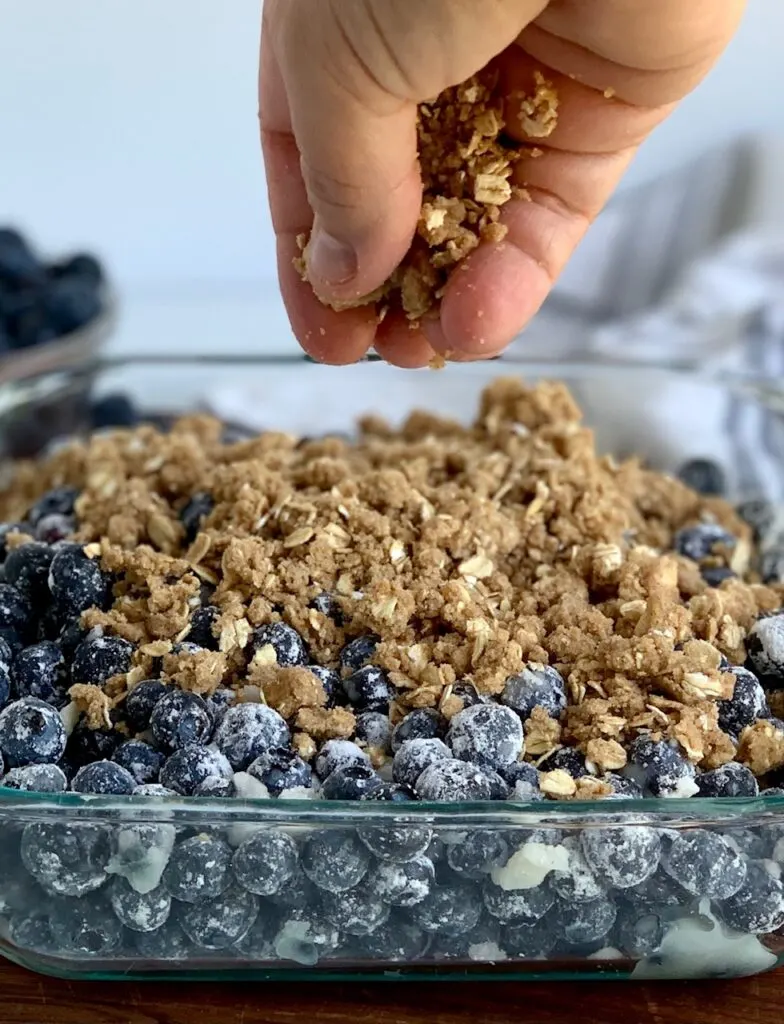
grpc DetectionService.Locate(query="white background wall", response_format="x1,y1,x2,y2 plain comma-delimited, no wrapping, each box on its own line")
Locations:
0,0,781,301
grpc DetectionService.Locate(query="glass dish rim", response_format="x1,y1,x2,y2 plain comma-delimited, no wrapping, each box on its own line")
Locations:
2,351,784,822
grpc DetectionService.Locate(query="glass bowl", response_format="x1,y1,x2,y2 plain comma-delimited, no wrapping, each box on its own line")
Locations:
0,353,783,983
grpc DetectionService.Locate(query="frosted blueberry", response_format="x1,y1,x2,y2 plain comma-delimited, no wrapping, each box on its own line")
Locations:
194,775,236,798
187,605,220,651
551,895,617,949
321,762,383,801
109,876,172,932
0,697,66,767
314,739,370,780
267,872,319,912
28,486,79,526
251,622,307,667
66,722,120,768
603,774,644,799
374,855,435,907
105,821,176,895
212,703,289,770
123,680,171,732
12,641,68,706
47,544,112,617
232,830,299,895
180,885,260,950
413,881,483,936
357,782,432,861
233,905,283,958
320,884,390,936
112,739,165,786
71,634,133,687
695,762,759,798
159,743,233,795
48,895,123,956
133,920,193,960
717,666,770,734
673,523,736,563
1,762,67,792
501,760,543,801
179,492,214,543
625,866,693,909
482,878,555,922
247,748,313,796
360,916,430,962
737,498,776,541
747,613,784,680
414,759,508,802
391,709,447,752
501,664,566,722
162,834,233,903
580,825,660,889
4,542,56,603
429,915,502,962
355,710,393,752
537,747,588,779
614,907,666,958
301,830,370,892
0,583,34,643
502,916,559,960
339,634,378,674
151,690,213,752
550,836,605,903
447,703,523,770
307,664,339,706
677,458,726,497
624,737,697,797
342,665,393,713
717,861,784,934
660,830,747,900
309,592,343,624
72,759,136,795
273,912,340,965
21,822,111,897
450,681,486,708
7,910,56,954
447,831,509,879
392,737,452,789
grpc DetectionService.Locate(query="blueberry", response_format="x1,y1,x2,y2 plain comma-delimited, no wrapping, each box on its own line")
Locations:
0,763,67,792
447,703,523,770
761,547,784,585
48,895,123,956
150,690,213,752
21,822,110,896
133,920,193,960
194,775,236,798
301,830,371,892
696,762,759,798
614,907,666,958
179,492,214,543
321,884,390,936
414,881,483,936
12,640,68,706
661,830,747,899
71,634,133,686
48,544,112,617
112,740,165,785
673,523,736,563
359,915,430,962
307,664,339,706
391,708,447,752
737,498,776,542
355,710,393,751
537,747,588,779
44,277,102,334
501,760,543,801
123,679,171,732
314,739,370,780
267,872,319,912
625,866,689,909
339,634,378,674
251,622,307,667
0,660,10,710
726,827,769,862
182,885,260,951
159,743,232,796
358,782,432,861
207,686,235,724
552,895,617,949
233,905,284,958
0,697,66,766
603,773,644,799
51,252,104,287
716,860,784,934
502,916,558,959
482,878,555,923
342,665,393,712
309,592,343,624
109,875,172,932
550,836,605,903
162,834,233,904
65,722,119,768
677,459,726,497
624,736,696,797
0,584,34,643
747,613,784,680
28,486,79,526
374,855,435,907
57,619,88,661
72,759,136,795
106,821,176,895
414,759,508,802
580,825,660,889
34,514,75,544
7,910,56,954
449,681,487,708
246,747,313,796
322,762,383,801
3,542,55,603
717,666,770,733
90,393,139,430
212,703,289,770
232,830,299,896
392,737,452,788
0,228,43,286
186,605,219,650
447,831,509,878
0,634,13,668
501,664,566,722
273,912,340,965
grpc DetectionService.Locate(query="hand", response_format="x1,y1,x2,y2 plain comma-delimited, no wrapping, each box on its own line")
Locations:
260,0,745,366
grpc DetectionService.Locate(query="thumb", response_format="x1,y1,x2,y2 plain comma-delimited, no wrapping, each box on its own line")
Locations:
273,0,540,308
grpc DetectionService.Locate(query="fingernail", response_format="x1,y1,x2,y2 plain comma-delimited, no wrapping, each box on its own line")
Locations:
307,227,358,286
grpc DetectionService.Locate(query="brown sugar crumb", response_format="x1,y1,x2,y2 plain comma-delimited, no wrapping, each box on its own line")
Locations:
162,648,227,696
524,706,562,756
295,72,545,322
251,666,327,721
295,706,356,741
738,720,784,775
292,732,317,762
68,684,113,731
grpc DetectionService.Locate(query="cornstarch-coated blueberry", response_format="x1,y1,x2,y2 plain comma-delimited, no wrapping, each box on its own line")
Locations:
21,821,110,897
233,905,284,958
747,613,784,680
251,622,307,667
0,635,14,668
194,775,236,798
232,830,299,895
159,743,232,796
123,680,171,732
428,916,502,961
267,872,319,912
355,710,393,752
551,895,617,949
34,513,74,544
4,542,55,603
180,885,259,950
309,592,344,624
12,640,68,706
247,748,313,796
717,860,784,934
48,544,112,617
162,834,233,903
339,634,378,674
314,739,370,780
374,855,435,907
301,830,370,892
726,827,769,861
482,878,555,923
150,690,213,752
321,884,390,936
65,722,120,768
551,836,605,903
501,664,566,722
415,759,509,802
7,910,56,954
28,486,79,526
580,825,660,889
342,665,393,713
0,583,34,643
614,906,666,958
321,762,383,801
500,760,542,802
206,686,235,724
106,820,176,895
0,660,9,710
212,703,289,770
696,762,759,798
602,773,644,799
357,782,432,862
109,875,172,932
133,920,193,960
392,737,452,789
502,915,559,959
273,912,340,965
447,831,509,879
56,619,87,662
48,895,123,956
72,759,136,795
112,739,165,785
538,747,588,779
450,681,486,708
71,634,133,686
624,736,697,797
447,703,523,770
187,605,220,651
677,458,726,497
413,881,483,936
673,522,736,563
306,664,339,707
625,867,688,910
179,492,214,543
0,763,67,792
717,666,770,734
391,709,447,752
0,696,66,766
360,915,430,962
661,830,747,899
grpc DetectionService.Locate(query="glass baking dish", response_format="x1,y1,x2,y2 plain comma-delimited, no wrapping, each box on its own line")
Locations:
1,353,784,983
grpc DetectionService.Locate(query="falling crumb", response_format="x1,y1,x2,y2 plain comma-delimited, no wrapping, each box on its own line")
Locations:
518,71,560,139
603,87,616,99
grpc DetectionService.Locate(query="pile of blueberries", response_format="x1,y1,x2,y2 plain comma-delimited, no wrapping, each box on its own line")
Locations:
0,227,106,353
0,482,783,969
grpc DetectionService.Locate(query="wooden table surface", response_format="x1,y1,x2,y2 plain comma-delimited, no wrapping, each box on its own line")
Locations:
3,960,782,1024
